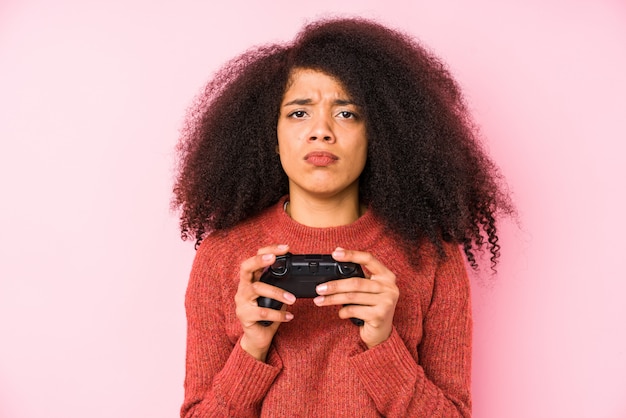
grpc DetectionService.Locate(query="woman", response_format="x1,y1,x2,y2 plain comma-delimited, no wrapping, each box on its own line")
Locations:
173,17,512,417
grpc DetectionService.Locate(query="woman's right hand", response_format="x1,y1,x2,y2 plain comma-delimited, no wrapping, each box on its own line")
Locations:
235,244,295,362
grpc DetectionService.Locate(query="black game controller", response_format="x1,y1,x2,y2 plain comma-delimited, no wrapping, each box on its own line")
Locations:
256,253,365,327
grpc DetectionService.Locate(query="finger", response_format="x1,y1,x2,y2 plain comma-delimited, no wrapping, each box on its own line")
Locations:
236,272,296,307
238,303,294,328
256,244,290,256
336,304,374,323
256,306,294,324
239,244,289,284
252,281,297,305
315,277,382,297
331,248,396,283
236,254,280,305
313,290,381,307
337,304,394,331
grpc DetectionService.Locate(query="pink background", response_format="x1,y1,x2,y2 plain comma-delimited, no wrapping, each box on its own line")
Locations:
1,1,625,417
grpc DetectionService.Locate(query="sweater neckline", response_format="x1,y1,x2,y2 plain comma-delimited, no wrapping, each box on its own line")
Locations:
259,196,386,253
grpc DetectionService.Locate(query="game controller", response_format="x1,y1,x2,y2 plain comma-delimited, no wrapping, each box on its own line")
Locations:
256,253,366,327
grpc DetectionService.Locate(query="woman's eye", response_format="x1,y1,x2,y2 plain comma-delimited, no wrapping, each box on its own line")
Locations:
289,110,307,118
338,111,356,119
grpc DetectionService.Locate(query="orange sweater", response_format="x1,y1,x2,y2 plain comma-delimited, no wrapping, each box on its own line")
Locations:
181,197,472,417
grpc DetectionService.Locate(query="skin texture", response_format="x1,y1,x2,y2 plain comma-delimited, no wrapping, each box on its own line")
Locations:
277,69,367,227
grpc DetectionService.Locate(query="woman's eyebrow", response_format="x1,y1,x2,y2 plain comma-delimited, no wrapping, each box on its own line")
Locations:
283,98,313,106
282,98,357,107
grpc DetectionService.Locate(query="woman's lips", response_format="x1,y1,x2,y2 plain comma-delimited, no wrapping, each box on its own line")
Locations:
304,151,339,167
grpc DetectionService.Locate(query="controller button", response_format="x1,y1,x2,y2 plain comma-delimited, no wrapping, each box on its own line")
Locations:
271,258,288,275
339,263,356,275
309,261,319,273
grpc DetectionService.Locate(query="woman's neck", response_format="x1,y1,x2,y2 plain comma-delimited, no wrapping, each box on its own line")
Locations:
285,194,365,228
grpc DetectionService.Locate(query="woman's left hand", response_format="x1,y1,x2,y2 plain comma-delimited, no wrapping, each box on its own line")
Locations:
314,247,399,349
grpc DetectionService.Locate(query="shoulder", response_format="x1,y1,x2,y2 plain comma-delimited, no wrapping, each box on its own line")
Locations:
185,213,269,305
398,239,470,299
411,239,468,278
428,241,471,306
192,202,281,268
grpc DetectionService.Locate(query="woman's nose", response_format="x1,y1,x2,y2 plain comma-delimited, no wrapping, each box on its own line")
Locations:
308,115,335,143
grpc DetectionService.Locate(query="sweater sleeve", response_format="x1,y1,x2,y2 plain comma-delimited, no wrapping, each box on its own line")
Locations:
348,243,472,417
180,242,283,418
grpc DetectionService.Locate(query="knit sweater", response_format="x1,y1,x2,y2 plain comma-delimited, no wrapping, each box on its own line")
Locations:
181,197,472,417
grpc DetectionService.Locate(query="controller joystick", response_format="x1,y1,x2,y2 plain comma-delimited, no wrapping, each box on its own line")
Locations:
256,253,366,327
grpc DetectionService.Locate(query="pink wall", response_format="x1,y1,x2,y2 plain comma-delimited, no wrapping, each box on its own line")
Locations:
1,1,625,417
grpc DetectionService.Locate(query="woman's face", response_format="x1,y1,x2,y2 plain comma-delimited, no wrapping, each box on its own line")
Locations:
276,68,367,202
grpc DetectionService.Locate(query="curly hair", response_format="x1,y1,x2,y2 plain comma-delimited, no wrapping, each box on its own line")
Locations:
172,17,513,269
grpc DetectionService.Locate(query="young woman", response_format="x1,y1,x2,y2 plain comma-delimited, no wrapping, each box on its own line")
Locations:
173,17,512,417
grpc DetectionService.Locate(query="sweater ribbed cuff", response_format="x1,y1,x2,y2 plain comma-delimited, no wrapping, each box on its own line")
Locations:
348,328,421,410
214,339,283,409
